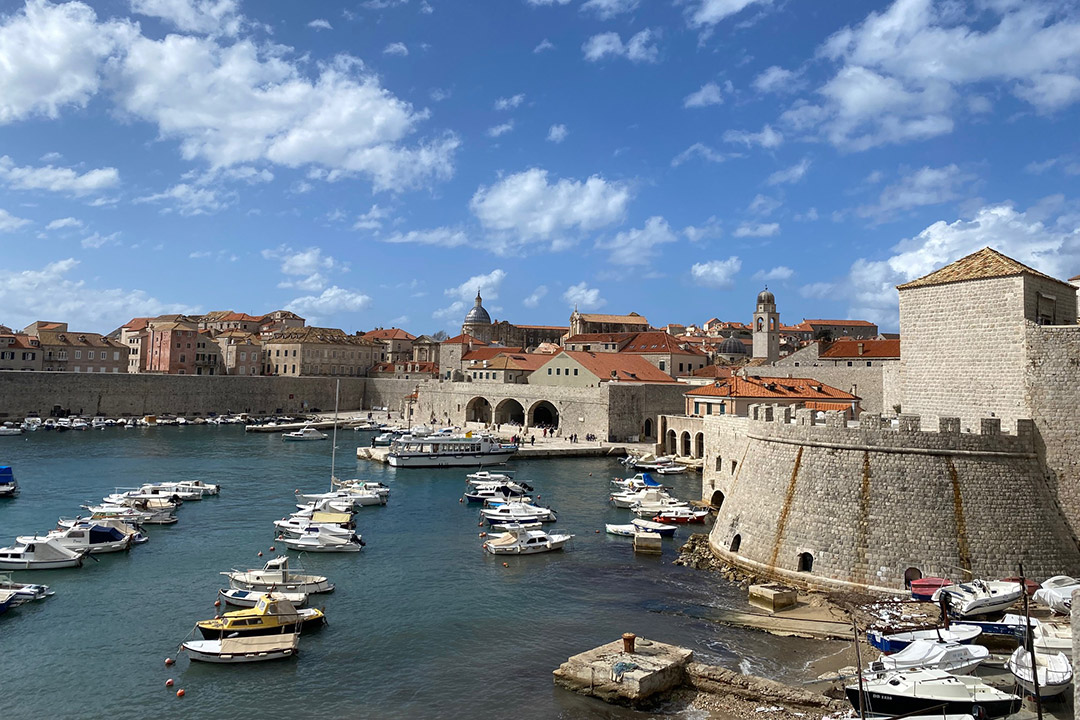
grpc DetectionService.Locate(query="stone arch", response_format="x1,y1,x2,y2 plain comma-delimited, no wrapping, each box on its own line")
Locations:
710,490,725,509
694,432,704,459
665,429,677,455
679,431,691,457
465,396,492,424
797,552,814,573
729,534,741,552
643,417,653,440
903,567,923,588
529,400,559,428
494,398,525,425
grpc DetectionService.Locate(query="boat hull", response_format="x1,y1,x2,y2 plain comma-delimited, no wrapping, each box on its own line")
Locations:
388,449,516,468
227,573,334,594
0,557,82,570
198,615,324,639
182,641,297,663
845,687,1020,718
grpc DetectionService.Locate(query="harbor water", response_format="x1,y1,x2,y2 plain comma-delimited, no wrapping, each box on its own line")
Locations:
0,426,830,719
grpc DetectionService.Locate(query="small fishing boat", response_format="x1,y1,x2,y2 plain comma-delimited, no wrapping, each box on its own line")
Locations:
872,640,988,675
631,518,677,538
610,473,664,491
223,556,334,594
964,613,1037,640
182,632,299,663
279,528,364,553
1032,620,1072,654
466,470,514,484
219,588,308,609
482,524,573,555
605,523,638,537
910,577,951,601
197,595,324,638
282,427,328,441
0,466,18,498
1005,647,1073,698
18,523,134,554
655,464,687,475
650,508,709,524
480,502,556,526
931,580,1024,617
847,668,1021,718
867,624,982,653
70,418,89,431
0,538,86,570
296,487,385,507
0,572,54,604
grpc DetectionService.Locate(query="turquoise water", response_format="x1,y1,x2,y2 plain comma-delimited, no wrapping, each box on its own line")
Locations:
0,427,823,719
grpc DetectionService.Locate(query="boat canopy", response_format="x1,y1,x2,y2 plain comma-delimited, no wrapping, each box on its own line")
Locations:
0,467,13,484
24,540,80,561
641,472,661,487
218,633,298,654
88,526,127,543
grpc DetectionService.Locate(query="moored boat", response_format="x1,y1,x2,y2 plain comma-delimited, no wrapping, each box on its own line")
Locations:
0,466,18,498
182,632,299,663
279,527,364,553
480,502,556,526
872,639,988,675
605,523,637,537
223,555,334,594
388,433,516,468
197,594,324,638
931,580,1023,617
0,538,86,570
867,624,982,653
482,524,573,554
282,427,328,441
219,588,308,608
846,668,1021,718
0,572,54,603
631,518,677,537
910,577,951,601
650,508,709,524
1005,646,1073,698
17,523,134,554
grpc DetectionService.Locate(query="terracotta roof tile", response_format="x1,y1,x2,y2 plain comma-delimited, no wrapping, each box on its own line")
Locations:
441,333,488,345
363,328,417,341
896,247,1066,290
575,312,650,325
801,319,878,327
686,375,858,400
691,365,733,378
819,339,900,359
559,351,676,383
463,347,523,362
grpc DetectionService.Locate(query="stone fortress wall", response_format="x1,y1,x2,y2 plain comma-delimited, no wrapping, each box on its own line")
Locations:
699,405,1080,591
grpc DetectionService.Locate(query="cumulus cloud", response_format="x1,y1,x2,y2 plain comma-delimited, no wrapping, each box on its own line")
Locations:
0,208,31,233
308,18,332,30
0,155,120,195
582,29,658,63
262,245,343,293
686,0,770,28
733,222,780,237
352,204,391,231
595,216,677,266
383,42,409,56
523,285,548,308
435,269,507,322
563,281,606,310
683,82,724,108
748,194,781,216
690,257,741,288
754,265,794,281
487,121,514,138
135,183,229,215
683,216,722,242
723,124,783,148
767,157,811,185
753,65,798,94
547,124,568,143
581,0,638,19
129,0,243,35
286,286,371,323
45,217,83,231
494,93,525,110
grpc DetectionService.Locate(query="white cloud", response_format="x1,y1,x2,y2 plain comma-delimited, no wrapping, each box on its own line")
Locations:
352,204,391,231
487,121,514,138
857,164,975,220
748,194,781,216
286,286,371,322
435,269,507,322
470,168,631,253
494,93,525,110
381,227,469,247
723,124,783,148
596,216,677,266
671,142,727,167
130,0,243,35
523,285,548,308
383,42,409,56
45,217,82,231
1013,73,1080,113
308,18,332,30
683,82,724,108
0,156,120,195
581,0,638,19
794,207,819,222
687,0,770,28
683,216,722,242
753,265,794,281
582,29,658,63
547,124,568,143
81,231,120,249
753,65,798,94
534,39,555,53
733,222,780,237
262,245,342,292
0,208,31,233
136,183,228,215
767,158,811,185
563,281,606,310
690,257,741,288
800,282,835,299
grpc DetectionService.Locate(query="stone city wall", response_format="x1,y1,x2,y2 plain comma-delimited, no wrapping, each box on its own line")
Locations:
701,406,1080,591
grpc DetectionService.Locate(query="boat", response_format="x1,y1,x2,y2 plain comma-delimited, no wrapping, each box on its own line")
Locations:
871,639,988,675
0,538,86,569
650,508,709,524
0,425,22,436
91,417,108,430
1032,620,1072,654
605,523,638,537
631,518,677,538
1005,647,1073,698
463,481,533,504
846,668,1021,718
610,488,679,509
197,594,324,638
0,589,18,615
17,523,134,554
630,499,691,517
0,466,18,498
372,431,397,446
219,588,308,609
294,488,384,507
387,433,517,468
480,502,556,526
0,572,53,604
466,470,514,484
181,632,299,663
1033,581,1080,614
867,624,982,653
70,418,88,431
931,579,1024,617
223,555,334,594
279,527,364,553
282,427,328,441
655,464,687,475
333,479,389,499
910,577,951,601
489,521,542,532
273,513,355,538
140,480,219,498
964,613,1037,640
482,524,573,554
610,472,664,491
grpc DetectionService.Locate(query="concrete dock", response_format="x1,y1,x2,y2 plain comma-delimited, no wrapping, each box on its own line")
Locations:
553,636,693,706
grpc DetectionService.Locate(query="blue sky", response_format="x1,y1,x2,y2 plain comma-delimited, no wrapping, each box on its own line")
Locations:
1,0,1078,335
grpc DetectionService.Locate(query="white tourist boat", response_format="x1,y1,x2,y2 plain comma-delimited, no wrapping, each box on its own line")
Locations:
480,502,556,526
223,556,334,594
872,640,988,675
847,668,1021,718
182,632,300,663
931,580,1024,617
0,538,87,570
280,527,364,553
482,524,573,555
282,427,328,441
17,523,135,554
1005,647,1073,698
387,433,516,468
219,588,308,608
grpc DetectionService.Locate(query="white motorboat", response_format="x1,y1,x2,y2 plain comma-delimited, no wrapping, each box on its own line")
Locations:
631,518,677,537
647,507,710,524
139,481,219,499
274,512,355,538
1033,582,1080,614
0,425,22,436
387,433,516,468
54,517,147,544
1032,620,1072,654
489,521,542,532
280,528,364,553
333,479,389,499
605,523,638,537
294,488,384,507
872,639,988,675
466,470,515,484
18,523,135,554
182,632,299,663
610,472,664,491
282,427,328,441
91,417,108,430
610,488,678,509
482,524,573,554
847,668,1021,718
931,580,1024,617
1006,647,1073,698
480,502,556,526
372,431,397,446
219,588,308,608
0,538,86,569
70,418,89,431
655,464,687,475
223,556,334,594
464,480,532,504
0,466,17,498
1041,575,1078,589
84,502,176,524
0,572,54,604
868,624,982,653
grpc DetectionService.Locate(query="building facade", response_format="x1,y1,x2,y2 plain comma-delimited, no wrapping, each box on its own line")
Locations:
262,327,380,377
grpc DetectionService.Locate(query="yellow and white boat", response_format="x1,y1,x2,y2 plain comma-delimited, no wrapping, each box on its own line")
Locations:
197,594,324,639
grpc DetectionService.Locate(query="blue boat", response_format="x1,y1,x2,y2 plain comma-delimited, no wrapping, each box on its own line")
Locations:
0,466,17,498
867,624,982,653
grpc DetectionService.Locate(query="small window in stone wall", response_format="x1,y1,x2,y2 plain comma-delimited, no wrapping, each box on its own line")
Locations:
729,534,741,552
797,552,814,573
730,459,737,474
715,456,723,472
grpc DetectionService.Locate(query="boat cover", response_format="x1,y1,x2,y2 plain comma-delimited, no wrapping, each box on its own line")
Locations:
219,633,299,654
88,526,126,543
0,467,13,484
641,473,661,487
1033,584,1080,613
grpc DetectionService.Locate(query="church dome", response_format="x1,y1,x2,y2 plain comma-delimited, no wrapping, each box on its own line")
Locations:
718,336,748,355
463,291,491,326
757,288,775,305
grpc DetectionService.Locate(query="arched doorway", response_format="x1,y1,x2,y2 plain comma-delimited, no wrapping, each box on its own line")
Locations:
694,432,704,459
466,397,492,424
797,552,814,573
710,490,725,509
680,431,691,457
665,429,677,455
494,399,525,425
904,567,923,589
529,400,559,428
643,418,653,439
729,534,741,552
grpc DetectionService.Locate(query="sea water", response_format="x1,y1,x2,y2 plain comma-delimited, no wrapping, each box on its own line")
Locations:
0,426,824,718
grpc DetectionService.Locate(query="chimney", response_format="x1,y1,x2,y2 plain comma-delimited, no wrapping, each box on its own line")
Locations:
857,342,864,356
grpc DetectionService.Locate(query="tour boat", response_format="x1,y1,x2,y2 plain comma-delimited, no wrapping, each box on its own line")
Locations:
0,538,87,570
482,524,573,555
197,594,325,639
219,588,308,609
280,527,364,553
18,523,134,554
846,668,1021,718
0,466,18,498
1005,647,1073,698
480,502,556,526
631,518,677,538
223,556,334,594
605,523,638,537
910,577,951,601
387,433,517,468
282,427,328,441
0,572,54,604
182,632,299,664
867,624,982,653
1032,620,1072,654
871,640,988,675
931,580,1024,617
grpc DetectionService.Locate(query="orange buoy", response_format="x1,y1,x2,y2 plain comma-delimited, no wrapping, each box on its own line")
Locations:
458,498,463,503
164,658,175,666
595,529,600,533
165,679,174,688
477,522,483,527
502,562,509,568
176,689,185,698
214,600,221,607
269,546,275,551
478,532,487,538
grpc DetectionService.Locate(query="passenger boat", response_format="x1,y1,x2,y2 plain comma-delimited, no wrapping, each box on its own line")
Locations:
219,588,308,609
872,640,988,675
0,538,86,569
649,508,708,524
182,632,300,663
387,433,516,468
931,580,1024,617
0,466,18,498
223,556,334,594
282,427,328,441
480,502,556,526
1006,647,1073,698
197,594,324,638
631,518,677,538
867,624,982,653
482,524,573,555
279,527,364,552
17,523,134,554
846,668,1021,718
605,524,637,537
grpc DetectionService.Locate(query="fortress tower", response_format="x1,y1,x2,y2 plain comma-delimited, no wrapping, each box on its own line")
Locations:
752,288,779,363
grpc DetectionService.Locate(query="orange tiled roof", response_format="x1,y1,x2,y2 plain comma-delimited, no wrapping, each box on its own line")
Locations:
122,317,153,332
466,352,549,372
801,319,878,328
819,339,900,359
575,312,650,325
442,333,488,345
804,401,854,412
558,350,676,383
364,328,418,341
897,247,1067,290
0,333,40,349
691,365,733,378
686,375,858,400
463,346,524,362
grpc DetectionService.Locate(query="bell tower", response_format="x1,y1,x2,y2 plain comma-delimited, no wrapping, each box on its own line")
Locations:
752,287,779,362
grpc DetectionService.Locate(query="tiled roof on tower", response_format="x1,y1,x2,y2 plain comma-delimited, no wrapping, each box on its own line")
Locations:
897,247,1067,290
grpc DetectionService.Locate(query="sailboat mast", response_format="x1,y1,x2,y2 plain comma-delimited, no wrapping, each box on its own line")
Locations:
330,379,340,491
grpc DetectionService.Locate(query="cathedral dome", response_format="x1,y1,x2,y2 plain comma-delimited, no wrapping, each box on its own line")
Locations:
463,291,491,326
718,336,748,355
757,288,775,305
